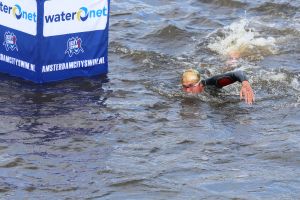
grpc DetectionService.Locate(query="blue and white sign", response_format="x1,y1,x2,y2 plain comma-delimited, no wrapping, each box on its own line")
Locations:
0,0,37,35
0,0,109,83
43,0,108,37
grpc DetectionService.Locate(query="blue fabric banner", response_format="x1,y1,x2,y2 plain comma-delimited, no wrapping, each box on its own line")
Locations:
0,0,109,83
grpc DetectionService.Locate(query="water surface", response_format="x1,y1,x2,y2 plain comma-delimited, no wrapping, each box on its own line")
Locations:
0,0,300,199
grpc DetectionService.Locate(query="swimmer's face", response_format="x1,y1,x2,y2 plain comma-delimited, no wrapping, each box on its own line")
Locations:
229,51,240,59
181,69,204,93
182,81,204,93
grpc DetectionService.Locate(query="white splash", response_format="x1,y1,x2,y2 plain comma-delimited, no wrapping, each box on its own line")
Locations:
207,19,277,59
258,69,287,82
291,76,300,92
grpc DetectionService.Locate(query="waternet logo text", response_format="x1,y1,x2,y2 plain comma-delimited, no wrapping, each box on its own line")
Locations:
0,1,37,22
45,6,108,23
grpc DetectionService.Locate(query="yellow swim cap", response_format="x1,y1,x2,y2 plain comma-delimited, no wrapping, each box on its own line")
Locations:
181,69,201,85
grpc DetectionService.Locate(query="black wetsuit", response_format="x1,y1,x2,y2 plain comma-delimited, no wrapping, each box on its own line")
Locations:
201,71,248,88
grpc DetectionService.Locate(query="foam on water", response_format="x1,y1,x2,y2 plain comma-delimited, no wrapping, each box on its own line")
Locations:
258,70,287,82
207,19,277,59
291,75,300,92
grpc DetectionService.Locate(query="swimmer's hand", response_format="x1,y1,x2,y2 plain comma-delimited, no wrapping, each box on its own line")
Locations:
240,81,255,105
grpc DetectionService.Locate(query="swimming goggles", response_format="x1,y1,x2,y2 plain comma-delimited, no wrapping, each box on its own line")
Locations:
182,80,201,89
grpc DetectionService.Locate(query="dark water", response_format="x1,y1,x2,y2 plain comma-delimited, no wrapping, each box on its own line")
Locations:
1,0,300,199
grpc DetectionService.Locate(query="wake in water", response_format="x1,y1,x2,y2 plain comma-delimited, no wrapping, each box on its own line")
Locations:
204,18,299,107
207,18,277,60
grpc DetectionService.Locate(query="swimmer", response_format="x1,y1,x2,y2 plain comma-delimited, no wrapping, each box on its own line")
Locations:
181,69,255,105
226,51,240,66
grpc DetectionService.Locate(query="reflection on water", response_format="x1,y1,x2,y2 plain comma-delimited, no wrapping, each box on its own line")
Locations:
1,0,300,199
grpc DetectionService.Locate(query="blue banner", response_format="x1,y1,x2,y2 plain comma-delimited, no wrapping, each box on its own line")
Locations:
0,0,109,83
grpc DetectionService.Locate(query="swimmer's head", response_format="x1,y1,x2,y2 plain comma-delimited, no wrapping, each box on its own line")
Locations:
181,69,204,93
228,50,240,59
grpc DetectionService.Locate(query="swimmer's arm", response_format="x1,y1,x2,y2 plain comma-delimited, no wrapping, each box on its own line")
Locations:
202,70,248,88
240,80,255,105
229,71,255,104
202,70,255,104
231,70,248,83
